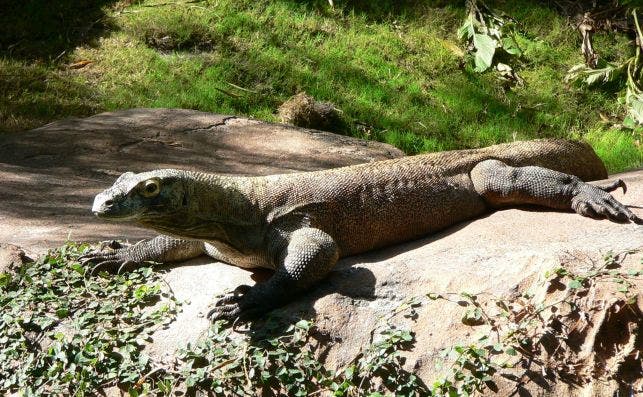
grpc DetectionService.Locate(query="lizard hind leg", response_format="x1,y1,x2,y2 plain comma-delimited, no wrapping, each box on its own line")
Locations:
470,159,641,224
207,227,339,322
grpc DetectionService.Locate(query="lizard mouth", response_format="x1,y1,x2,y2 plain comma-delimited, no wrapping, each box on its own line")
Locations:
93,211,141,221
92,193,144,221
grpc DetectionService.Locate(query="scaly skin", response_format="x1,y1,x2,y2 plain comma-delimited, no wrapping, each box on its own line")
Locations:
82,139,641,321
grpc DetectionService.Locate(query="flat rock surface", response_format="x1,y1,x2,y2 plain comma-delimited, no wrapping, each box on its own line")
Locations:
1,108,641,396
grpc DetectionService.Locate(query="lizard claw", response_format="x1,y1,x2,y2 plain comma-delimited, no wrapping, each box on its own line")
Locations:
596,178,627,194
79,250,112,262
571,183,642,224
80,246,138,275
207,304,262,322
90,259,135,275
213,284,252,306
207,304,243,321
78,241,126,261
207,285,260,322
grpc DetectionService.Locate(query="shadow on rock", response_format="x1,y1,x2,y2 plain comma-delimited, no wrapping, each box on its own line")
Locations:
244,264,377,341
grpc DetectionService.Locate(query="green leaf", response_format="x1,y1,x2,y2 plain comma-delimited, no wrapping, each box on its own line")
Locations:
626,89,643,124
501,36,521,56
458,13,476,40
0,272,11,287
617,285,630,293
401,331,413,342
295,319,311,330
70,263,85,275
564,63,623,87
473,34,497,72
462,307,485,326
568,279,583,289
56,307,69,318
344,365,355,379
427,292,442,300
505,347,518,356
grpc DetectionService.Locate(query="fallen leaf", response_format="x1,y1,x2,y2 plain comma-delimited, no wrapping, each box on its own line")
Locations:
69,60,93,69
441,40,465,57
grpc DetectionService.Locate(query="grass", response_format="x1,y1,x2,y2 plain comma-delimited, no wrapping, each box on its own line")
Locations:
1,0,641,172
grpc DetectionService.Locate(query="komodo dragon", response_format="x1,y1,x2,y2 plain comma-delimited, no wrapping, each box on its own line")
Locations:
84,139,641,320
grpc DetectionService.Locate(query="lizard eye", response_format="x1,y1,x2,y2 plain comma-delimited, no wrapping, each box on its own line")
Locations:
141,179,160,198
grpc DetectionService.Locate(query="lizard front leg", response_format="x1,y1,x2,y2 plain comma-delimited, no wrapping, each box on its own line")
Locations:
470,159,641,223
207,227,339,321
81,235,206,273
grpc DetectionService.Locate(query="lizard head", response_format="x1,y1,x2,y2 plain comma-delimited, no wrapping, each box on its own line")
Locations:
92,170,189,223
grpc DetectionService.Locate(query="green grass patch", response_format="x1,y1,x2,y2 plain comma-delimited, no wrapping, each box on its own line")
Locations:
1,0,641,171
0,59,100,132
586,128,642,174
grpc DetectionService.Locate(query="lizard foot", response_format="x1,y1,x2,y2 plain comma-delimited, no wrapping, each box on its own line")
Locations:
79,245,137,275
206,285,261,322
571,182,642,224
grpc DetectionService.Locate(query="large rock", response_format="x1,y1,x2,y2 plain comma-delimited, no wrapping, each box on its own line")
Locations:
1,108,641,395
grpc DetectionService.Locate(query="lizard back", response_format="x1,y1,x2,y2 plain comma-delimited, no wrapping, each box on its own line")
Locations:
252,139,607,256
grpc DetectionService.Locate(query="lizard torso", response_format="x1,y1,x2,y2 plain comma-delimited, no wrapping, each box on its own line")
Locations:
126,139,606,268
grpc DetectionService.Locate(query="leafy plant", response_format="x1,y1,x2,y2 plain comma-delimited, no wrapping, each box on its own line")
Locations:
350,327,427,396
427,249,641,396
0,243,429,396
4,243,638,395
565,9,643,127
458,0,523,73
624,11,643,127
0,242,181,396
427,292,514,396
177,319,332,396
564,61,625,88
177,308,428,396
431,337,510,397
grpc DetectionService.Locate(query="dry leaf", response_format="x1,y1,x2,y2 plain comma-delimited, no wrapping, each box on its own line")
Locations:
69,60,93,69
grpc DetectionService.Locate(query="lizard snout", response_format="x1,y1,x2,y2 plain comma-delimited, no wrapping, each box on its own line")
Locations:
92,192,114,217
91,191,138,220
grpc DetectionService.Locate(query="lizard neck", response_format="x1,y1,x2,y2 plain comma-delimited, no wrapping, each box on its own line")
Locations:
140,170,265,248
